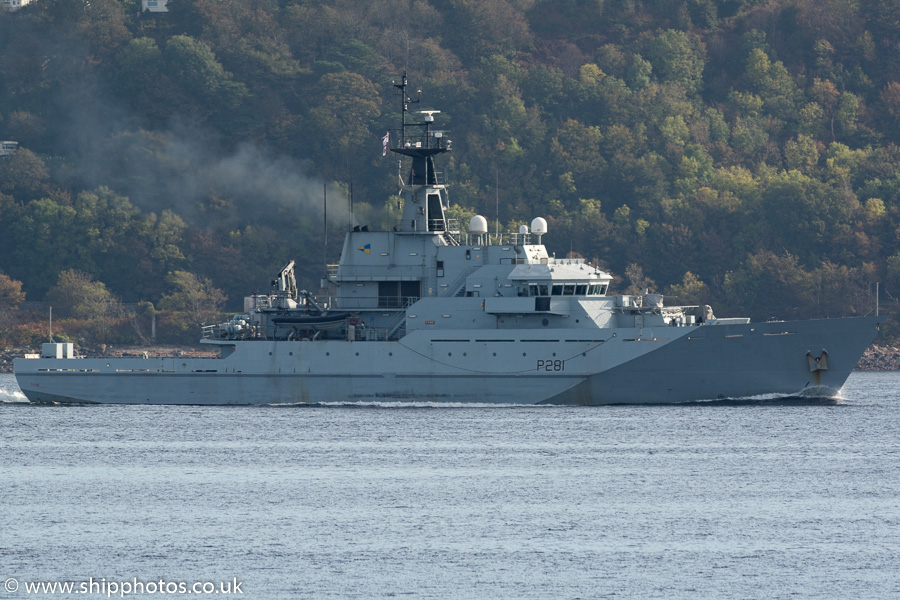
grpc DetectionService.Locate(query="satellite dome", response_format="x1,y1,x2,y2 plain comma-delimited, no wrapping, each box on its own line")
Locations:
531,217,548,235
469,215,488,235
519,225,529,235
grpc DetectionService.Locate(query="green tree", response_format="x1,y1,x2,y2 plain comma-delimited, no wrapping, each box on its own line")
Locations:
626,53,652,91
664,271,710,306
796,102,826,136
114,38,181,121
130,209,188,300
162,35,250,124
860,0,900,45
522,64,568,113
45,269,122,343
0,270,25,321
783,135,820,172
810,78,839,136
834,92,860,138
0,148,52,201
624,263,657,295
643,30,706,94
191,0,305,81
158,270,227,328
307,72,381,177
722,251,815,320
549,119,605,201
760,169,857,262
45,269,119,320
443,0,531,60
743,48,800,121
11,199,77,297
77,0,130,60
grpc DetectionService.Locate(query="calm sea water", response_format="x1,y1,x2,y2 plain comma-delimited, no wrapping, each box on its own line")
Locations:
2,371,900,599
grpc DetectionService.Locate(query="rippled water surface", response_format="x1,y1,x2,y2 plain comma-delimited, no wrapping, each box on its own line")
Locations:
2,372,900,599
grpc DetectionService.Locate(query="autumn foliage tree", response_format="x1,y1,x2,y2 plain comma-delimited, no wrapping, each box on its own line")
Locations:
0,0,899,344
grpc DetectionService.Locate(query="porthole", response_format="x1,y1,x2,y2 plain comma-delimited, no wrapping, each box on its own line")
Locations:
542,318,549,326
389,352,393,356
289,352,293,356
326,352,330,356
493,352,497,357
355,352,360,356
552,352,556,357
268,352,273,356
448,352,452,356
522,352,527,357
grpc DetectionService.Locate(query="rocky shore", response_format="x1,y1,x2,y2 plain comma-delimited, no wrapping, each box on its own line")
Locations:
855,344,900,371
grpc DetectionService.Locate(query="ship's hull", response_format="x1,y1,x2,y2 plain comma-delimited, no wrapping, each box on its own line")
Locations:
14,316,880,405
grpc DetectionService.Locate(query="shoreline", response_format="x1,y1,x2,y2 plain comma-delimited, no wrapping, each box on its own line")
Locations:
855,344,900,371
2,343,899,374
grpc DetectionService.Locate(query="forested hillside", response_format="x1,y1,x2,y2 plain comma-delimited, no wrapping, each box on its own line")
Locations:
1,0,899,345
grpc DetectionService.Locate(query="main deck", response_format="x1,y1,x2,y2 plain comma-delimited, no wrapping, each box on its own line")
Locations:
15,315,879,405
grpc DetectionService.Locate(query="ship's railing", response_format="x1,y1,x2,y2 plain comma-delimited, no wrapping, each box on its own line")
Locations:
328,296,419,310
377,295,419,309
329,265,428,280
441,265,481,297
386,311,407,340
201,319,261,340
430,218,461,244
348,326,393,341
399,170,446,185
462,231,547,246
388,128,449,153
548,257,588,265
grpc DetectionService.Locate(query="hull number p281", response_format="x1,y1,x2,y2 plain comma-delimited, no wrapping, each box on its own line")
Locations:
537,359,565,372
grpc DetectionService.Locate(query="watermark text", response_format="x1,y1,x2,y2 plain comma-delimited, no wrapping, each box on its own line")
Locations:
5,576,243,597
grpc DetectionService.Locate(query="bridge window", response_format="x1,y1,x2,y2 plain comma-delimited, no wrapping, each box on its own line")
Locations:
522,283,552,296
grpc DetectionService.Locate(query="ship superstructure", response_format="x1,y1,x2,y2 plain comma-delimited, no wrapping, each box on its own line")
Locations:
14,74,881,405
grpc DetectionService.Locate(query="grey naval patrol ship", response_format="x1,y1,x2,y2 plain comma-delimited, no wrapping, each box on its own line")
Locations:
15,74,881,405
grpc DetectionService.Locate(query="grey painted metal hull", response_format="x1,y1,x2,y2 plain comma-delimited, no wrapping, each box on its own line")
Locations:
14,316,879,405
547,315,880,404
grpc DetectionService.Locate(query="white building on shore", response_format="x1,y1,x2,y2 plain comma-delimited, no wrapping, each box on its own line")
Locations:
2,0,36,12
0,141,18,157
142,0,168,12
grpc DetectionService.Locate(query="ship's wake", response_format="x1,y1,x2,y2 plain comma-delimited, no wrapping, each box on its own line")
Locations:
269,400,552,409
690,390,844,406
0,383,29,403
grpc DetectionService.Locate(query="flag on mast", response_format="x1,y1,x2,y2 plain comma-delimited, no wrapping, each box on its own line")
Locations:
382,132,390,157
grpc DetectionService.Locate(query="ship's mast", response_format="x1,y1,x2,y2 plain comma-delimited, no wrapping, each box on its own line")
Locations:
389,72,452,238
